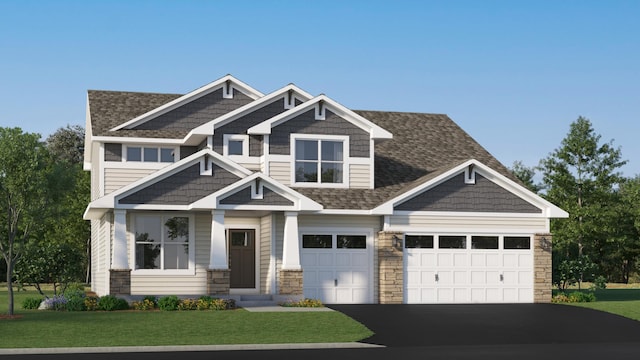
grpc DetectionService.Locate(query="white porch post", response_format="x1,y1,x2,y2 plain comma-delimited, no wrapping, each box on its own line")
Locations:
112,209,129,269
282,211,301,270
209,210,228,269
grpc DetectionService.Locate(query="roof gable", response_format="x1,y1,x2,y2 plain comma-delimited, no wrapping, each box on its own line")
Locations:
110,75,263,131
248,95,393,140
372,159,569,218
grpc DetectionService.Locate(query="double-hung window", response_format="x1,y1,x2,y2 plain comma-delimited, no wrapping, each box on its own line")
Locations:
134,214,193,271
294,135,347,186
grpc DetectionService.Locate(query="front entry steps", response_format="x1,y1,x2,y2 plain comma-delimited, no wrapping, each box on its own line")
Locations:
235,294,278,308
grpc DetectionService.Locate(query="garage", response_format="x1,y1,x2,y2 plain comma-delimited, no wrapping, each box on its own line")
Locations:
300,229,373,304
404,234,533,304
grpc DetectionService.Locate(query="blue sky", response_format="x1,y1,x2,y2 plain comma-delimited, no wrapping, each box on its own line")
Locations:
1,0,639,178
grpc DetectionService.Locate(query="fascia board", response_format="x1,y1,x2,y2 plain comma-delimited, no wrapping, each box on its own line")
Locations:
185,84,314,140
110,75,264,131
318,95,393,140
91,136,184,144
83,93,93,171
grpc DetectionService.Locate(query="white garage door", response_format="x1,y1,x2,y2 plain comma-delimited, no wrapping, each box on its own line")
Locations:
300,230,373,304
404,235,533,304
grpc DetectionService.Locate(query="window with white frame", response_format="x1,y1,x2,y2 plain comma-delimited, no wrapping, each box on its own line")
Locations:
125,146,176,163
134,214,192,270
294,137,345,184
223,134,249,157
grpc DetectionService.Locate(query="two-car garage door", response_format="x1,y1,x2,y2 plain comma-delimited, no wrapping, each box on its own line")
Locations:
404,234,533,304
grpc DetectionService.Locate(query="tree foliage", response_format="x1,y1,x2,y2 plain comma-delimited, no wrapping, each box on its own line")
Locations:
0,127,51,315
538,116,633,283
509,160,542,193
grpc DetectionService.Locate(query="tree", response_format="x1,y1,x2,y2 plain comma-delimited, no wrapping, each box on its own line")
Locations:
538,116,627,282
0,127,50,316
509,160,542,193
45,124,85,164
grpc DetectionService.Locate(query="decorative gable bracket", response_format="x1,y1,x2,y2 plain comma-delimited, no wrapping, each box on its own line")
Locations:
465,164,476,184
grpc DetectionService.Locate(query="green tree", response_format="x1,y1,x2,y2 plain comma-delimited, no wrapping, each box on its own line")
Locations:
0,127,50,316
38,125,91,282
538,116,627,282
509,160,542,193
606,176,640,282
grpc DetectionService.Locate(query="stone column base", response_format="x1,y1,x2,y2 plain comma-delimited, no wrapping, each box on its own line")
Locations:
378,231,404,304
534,233,553,303
109,269,131,295
207,269,231,295
279,269,303,295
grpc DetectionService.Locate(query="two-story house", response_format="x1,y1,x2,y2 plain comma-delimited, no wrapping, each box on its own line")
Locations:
83,74,567,304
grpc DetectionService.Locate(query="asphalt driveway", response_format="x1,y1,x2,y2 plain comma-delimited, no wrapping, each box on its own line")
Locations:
328,303,640,347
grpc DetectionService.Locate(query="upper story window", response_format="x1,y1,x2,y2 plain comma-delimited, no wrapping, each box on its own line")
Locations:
126,146,175,163
294,136,347,186
223,134,249,157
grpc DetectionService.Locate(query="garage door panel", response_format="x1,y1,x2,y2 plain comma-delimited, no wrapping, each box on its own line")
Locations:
335,253,350,266
318,253,334,266
351,252,368,266
301,253,318,266
405,236,534,304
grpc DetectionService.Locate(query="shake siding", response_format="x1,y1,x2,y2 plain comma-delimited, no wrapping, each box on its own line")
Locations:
104,168,156,194
260,215,272,294
350,164,370,189
269,161,290,185
131,212,210,295
388,214,547,231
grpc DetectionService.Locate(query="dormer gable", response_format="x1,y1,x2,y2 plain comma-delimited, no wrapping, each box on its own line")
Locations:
110,75,263,132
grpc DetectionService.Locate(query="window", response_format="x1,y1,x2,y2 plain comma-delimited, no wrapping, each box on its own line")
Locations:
405,235,434,249
301,234,367,249
438,235,467,249
134,215,192,270
504,236,531,249
223,134,249,157
295,139,344,184
471,236,499,249
126,146,175,163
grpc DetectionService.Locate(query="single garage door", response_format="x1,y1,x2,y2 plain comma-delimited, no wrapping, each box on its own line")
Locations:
300,230,373,304
404,234,533,304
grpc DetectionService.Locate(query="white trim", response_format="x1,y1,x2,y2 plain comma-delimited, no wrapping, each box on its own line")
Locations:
392,210,551,218
104,161,171,170
92,136,184,144
223,134,250,161
110,75,263,131
98,144,105,197
269,213,277,294
291,134,350,189
129,212,196,275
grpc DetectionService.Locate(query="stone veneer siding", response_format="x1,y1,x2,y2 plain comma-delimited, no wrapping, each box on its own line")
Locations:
109,269,131,295
207,269,231,295
378,231,404,304
534,233,553,303
278,269,303,295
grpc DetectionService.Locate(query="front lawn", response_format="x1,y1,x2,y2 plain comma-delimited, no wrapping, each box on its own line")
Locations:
554,285,640,322
0,285,373,349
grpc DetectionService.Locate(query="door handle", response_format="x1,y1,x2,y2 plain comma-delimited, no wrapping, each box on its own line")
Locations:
500,274,504,282
435,274,439,282
335,279,338,286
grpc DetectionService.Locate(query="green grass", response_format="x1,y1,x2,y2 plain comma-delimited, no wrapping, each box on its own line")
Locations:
554,285,640,322
0,285,373,349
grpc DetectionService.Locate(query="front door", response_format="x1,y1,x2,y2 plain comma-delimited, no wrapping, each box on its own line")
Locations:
229,229,256,289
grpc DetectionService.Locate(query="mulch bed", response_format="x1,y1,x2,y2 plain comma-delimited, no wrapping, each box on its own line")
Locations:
0,314,24,320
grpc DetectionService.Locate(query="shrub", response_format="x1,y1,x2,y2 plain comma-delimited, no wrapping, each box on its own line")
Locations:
22,297,44,310
84,296,99,311
177,298,198,311
568,291,596,303
197,296,213,310
158,295,180,311
132,296,157,311
280,298,324,308
98,295,129,311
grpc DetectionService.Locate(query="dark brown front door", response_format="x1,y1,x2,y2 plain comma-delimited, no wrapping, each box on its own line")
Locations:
229,229,255,289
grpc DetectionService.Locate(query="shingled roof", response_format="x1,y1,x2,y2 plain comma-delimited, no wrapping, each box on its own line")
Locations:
87,90,520,210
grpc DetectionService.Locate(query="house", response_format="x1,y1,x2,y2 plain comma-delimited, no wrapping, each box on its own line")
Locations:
82,74,568,304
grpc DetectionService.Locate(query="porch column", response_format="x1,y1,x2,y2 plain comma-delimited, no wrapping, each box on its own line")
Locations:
112,209,128,269
110,209,131,296
281,211,301,270
534,233,553,303
209,210,227,269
